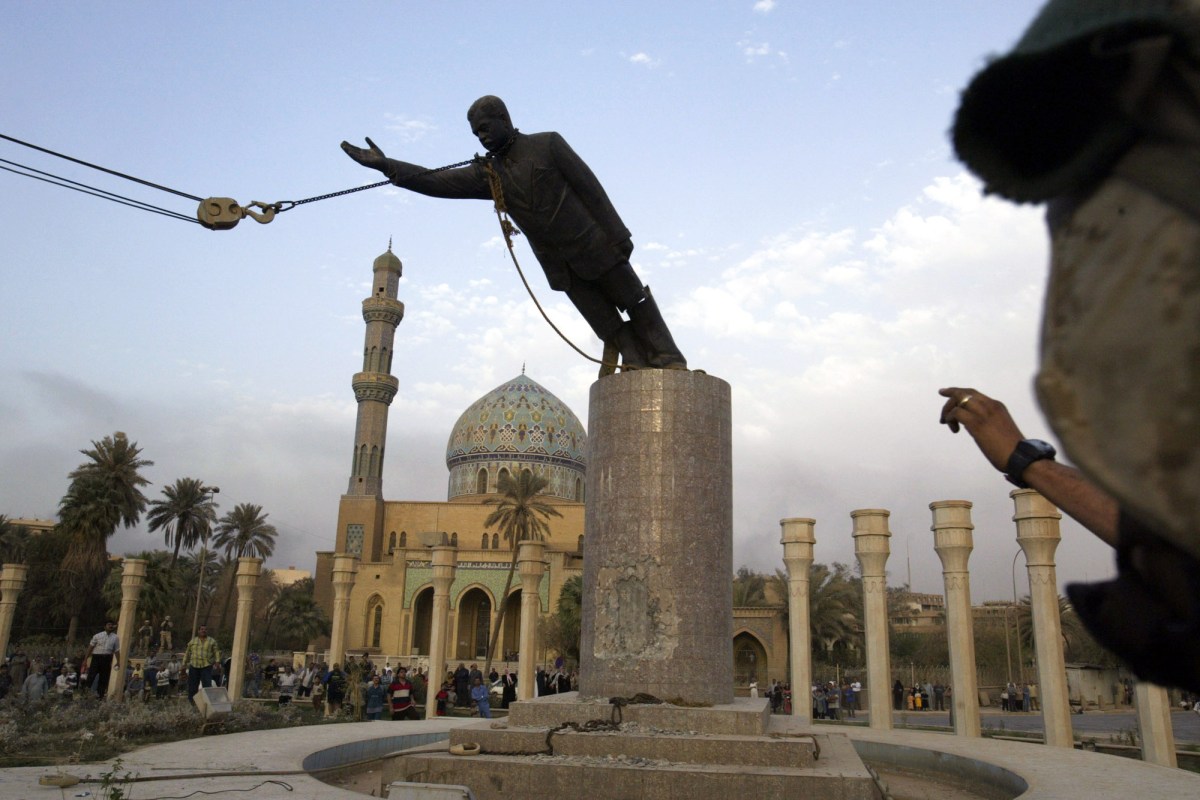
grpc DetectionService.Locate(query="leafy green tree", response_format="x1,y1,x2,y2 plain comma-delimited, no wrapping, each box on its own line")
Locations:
732,566,768,606
548,574,582,664
1013,594,1087,664
146,478,217,568
101,550,183,629
0,515,32,563
59,432,152,643
481,470,562,677
260,577,330,651
177,549,222,634
213,503,277,629
810,562,861,662
13,527,73,642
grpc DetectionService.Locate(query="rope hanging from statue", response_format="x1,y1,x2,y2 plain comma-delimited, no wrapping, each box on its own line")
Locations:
481,158,622,372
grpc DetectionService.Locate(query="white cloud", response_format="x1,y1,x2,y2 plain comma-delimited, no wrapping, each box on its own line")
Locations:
753,0,776,13
628,52,661,68
383,114,437,143
738,39,773,61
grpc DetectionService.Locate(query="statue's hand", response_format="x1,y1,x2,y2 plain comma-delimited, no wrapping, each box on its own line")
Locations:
340,137,388,170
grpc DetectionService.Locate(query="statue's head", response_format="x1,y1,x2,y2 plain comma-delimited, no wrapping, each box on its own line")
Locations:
468,95,515,154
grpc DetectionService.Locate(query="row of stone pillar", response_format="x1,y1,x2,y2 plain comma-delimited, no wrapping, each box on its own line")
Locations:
780,489,1177,767
326,539,548,720
0,557,264,702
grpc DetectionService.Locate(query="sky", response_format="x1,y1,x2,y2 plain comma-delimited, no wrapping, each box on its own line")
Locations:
0,1,1113,604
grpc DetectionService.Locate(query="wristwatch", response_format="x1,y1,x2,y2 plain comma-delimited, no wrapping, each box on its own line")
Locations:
1004,439,1056,488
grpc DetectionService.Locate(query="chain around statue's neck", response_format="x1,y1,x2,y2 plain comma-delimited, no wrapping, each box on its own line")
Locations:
487,129,519,158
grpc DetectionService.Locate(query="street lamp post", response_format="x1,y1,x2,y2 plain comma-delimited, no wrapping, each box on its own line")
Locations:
191,486,219,641
1012,549,1025,684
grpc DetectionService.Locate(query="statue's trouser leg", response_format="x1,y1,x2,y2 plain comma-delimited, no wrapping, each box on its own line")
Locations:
565,269,649,367
627,285,687,369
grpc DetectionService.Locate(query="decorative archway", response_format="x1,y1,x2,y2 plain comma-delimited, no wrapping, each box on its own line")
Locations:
456,586,493,660
411,586,433,656
733,631,768,689
501,590,522,660
364,594,384,649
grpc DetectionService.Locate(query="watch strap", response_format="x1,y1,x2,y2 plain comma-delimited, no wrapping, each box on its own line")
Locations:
1005,439,1057,489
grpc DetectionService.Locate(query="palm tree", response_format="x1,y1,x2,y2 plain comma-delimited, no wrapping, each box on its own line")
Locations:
1014,594,1085,663
178,550,222,632
101,550,182,626
809,562,861,661
146,478,217,568
551,574,583,664
262,578,330,651
481,470,562,676
213,503,277,629
732,566,768,606
59,432,153,642
0,515,32,563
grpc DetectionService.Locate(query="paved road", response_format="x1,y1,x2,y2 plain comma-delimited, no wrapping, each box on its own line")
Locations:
812,708,1200,744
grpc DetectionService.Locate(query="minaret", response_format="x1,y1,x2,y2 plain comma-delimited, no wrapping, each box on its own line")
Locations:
347,245,403,496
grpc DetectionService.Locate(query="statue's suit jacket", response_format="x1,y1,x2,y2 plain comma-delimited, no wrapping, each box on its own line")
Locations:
382,131,631,291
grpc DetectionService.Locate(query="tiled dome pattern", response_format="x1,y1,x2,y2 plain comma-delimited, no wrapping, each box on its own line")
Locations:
445,375,586,501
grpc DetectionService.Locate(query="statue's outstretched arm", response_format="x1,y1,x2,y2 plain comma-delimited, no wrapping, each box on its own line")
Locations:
341,137,390,171
341,136,488,200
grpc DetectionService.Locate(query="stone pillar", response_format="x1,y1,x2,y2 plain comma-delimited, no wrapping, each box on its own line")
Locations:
580,371,733,704
930,501,981,737
0,564,29,660
226,557,262,700
517,540,547,701
425,544,457,720
1011,489,1072,748
852,509,893,731
108,558,147,700
780,518,815,721
1135,682,1178,767
328,554,359,671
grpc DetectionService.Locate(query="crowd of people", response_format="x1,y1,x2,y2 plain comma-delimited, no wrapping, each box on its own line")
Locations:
0,638,187,704
1,618,583,726
891,679,951,712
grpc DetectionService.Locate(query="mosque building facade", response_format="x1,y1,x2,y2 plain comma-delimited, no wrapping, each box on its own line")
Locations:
313,247,588,670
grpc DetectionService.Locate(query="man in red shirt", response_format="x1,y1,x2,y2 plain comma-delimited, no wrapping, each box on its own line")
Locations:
389,667,415,721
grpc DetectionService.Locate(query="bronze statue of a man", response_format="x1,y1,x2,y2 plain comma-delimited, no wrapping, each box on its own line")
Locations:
342,96,686,370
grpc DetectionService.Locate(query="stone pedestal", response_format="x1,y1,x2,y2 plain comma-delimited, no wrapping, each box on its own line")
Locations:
930,500,981,737
0,563,28,660
1135,682,1178,767
580,370,733,704
226,557,262,700
109,558,147,700
1011,489,1072,748
780,518,816,723
852,509,892,731
425,544,457,719
328,554,359,672
517,540,546,701
391,696,879,800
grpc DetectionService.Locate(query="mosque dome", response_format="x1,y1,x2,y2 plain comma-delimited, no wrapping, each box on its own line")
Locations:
445,374,586,502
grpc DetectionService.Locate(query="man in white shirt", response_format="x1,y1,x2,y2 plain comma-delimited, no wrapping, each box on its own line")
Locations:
82,620,120,697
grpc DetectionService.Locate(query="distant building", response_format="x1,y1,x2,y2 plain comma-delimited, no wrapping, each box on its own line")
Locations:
7,518,55,535
314,247,586,667
271,566,312,587
892,591,946,633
